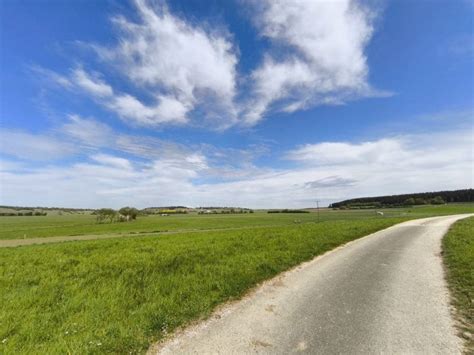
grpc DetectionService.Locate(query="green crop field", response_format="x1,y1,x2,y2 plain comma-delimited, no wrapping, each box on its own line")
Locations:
0,203,472,240
0,204,473,354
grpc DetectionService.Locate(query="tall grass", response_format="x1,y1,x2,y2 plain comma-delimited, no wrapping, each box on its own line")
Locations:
442,216,474,351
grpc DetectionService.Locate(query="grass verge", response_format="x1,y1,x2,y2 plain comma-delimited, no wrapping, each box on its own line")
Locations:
442,216,474,352
1,218,406,354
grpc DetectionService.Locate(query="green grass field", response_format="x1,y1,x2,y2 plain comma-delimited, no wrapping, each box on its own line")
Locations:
1,203,472,240
442,216,474,350
0,204,473,354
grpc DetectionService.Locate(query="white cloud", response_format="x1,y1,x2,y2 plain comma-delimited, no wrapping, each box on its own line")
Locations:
48,0,242,128
56,68,190,125
91,154,133,170
38,0,388,128
0,129,76,161
243,0,387,125
95,0,238,127
60,114,114,148
110,0,237,96
107,93,189,125
72,68,114,97
1,128,471,208
286,139,405,165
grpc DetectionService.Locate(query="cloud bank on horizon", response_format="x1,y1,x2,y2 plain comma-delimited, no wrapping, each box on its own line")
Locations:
0,0,472,208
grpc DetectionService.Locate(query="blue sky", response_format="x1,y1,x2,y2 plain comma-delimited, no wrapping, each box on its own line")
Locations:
0,0,472,208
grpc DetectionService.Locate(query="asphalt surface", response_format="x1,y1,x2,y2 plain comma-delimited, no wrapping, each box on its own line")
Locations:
151,214,472,354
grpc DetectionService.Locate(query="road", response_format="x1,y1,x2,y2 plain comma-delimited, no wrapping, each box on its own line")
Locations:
151,214,471,354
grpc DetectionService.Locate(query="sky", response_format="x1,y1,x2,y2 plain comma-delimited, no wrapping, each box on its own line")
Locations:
0,0,473,208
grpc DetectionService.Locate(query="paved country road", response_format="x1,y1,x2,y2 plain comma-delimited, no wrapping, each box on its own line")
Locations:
151,214,472,354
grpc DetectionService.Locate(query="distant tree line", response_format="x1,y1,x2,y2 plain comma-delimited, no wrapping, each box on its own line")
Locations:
197,208,254,214
142,206,188,214
198,207,253,210
330,189,473,209
152,209,188,215
143,206,187,209
267,209,310,213
0,205,92,212
0,211,47,217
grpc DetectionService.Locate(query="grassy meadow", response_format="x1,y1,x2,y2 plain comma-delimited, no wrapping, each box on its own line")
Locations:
1,203,473,240
0,203,473,353
442,216,474,350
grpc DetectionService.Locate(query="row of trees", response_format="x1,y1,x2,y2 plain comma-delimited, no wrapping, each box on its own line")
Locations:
403,196,445,205
94,207,139,224
330,189,473,209
197,209,254,214
268,209,309,213
0,211,47,217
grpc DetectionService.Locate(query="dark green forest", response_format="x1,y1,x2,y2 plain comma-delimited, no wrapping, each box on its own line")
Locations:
330,189,473,209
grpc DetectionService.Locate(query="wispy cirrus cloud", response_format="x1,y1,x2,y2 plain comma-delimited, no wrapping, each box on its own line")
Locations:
0,114,268,181
60,114,114,148
50,68,190,125
0,129,76,161
304,176,358,189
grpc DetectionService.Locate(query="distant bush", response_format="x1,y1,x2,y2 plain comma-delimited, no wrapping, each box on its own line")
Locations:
404,198,415,206
430,196,445,205
95,208,118,223
119,207,139,221
414,198,427,205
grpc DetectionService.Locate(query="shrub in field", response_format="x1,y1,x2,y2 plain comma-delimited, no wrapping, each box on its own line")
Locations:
414,198,427,205
431,196,445,205
404,198,415,205
118,207,139,221
95,208,118,223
